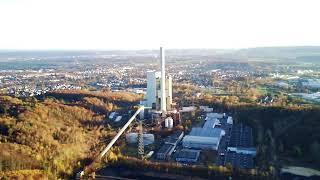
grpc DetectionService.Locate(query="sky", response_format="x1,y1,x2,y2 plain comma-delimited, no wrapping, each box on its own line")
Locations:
0,0,319,50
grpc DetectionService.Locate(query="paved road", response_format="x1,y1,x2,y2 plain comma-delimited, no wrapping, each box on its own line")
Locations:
216,117,232,166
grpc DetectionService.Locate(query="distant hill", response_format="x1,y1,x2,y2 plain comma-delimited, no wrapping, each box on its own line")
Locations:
0,46,319,65
235,46,320,62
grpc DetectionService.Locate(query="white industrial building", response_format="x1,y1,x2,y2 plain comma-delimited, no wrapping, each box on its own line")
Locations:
182,127,225,150
146,71,172,111
182,112,228,150
146,71,161,108
183,136,220,150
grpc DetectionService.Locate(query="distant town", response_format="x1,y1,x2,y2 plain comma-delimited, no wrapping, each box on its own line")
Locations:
1,48,320,106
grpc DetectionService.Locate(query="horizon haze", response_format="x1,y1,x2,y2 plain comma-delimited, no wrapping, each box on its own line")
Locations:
0,0,320,50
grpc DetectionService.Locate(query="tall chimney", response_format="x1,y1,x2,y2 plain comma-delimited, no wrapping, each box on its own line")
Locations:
160,47,166,115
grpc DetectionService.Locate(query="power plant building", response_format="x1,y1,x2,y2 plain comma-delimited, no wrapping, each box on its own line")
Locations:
146,71,172,111
145,47,172,112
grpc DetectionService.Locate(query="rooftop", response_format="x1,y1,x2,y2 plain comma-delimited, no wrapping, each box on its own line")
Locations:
225,152,254,169
183,135,219,145
157,144,175,155
190,127,225,138
176,149,200,160
229,123,253,148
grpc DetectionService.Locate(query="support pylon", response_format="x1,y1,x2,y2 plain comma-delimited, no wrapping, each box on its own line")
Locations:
138,120,144,159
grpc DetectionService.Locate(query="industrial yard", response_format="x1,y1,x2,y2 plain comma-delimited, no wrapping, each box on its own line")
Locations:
106,48,258,172
121,110,256,169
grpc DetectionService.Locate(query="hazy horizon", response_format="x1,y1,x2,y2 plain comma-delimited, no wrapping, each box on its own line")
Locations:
1,0,320,50
1,45,320,52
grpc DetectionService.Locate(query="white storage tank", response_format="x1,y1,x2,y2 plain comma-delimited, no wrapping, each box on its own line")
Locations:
168,117,173,128
125,133,155,145
165,117,174,128
126,133,138,144
145,151,154,159
165,118,169,128
143,134,155,145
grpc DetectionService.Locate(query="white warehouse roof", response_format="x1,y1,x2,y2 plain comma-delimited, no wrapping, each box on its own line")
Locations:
203,118,221,129
182,135,220,150
190,127,225,138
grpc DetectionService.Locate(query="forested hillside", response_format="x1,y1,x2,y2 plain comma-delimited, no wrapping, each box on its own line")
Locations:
0,90,141,179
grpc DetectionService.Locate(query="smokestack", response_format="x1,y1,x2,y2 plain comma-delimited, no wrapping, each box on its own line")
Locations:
160,47,166,115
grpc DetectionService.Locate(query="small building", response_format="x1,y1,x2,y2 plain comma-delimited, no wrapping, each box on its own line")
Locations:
176,149,201,163
156,144,175,160
227,116,233,125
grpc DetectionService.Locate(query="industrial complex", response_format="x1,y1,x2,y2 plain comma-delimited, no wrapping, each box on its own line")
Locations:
109,47,257,170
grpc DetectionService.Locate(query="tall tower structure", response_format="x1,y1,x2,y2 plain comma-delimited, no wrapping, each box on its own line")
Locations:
145,47,172,112
160,47,167,116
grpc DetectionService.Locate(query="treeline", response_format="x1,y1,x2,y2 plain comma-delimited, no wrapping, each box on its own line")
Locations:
46,89,142,105
83,97,115,115
104,156,270,180
0,170,47,180
44,90,142,118
231,105,320,170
